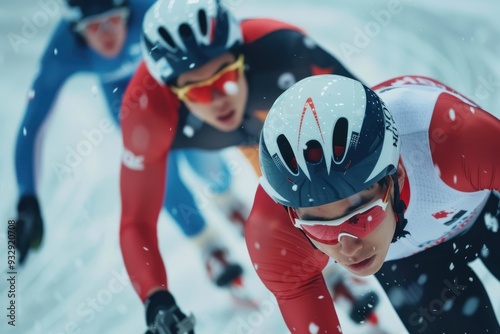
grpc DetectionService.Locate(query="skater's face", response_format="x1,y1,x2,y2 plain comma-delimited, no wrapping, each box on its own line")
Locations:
293,177,397,276
174,53,248,132
78,8,129,58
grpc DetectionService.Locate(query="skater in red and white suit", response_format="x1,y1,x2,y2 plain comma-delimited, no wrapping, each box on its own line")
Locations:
249,74,500,334
119,0,365,332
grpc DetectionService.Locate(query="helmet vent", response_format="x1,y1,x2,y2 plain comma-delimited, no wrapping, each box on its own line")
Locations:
332,117,348,162
304,140,323,164
198,9,208,36
179,23,194,39
158,27,176,49
277,135,298,174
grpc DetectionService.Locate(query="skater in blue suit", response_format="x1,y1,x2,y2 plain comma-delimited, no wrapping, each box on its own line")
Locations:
13,0,245,282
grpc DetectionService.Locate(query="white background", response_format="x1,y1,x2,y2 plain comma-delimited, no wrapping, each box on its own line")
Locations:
1,0,499,333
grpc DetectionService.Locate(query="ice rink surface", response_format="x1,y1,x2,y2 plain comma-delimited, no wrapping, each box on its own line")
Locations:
1,1,499,333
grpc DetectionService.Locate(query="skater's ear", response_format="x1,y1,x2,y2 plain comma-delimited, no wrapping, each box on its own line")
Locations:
396,157,406,193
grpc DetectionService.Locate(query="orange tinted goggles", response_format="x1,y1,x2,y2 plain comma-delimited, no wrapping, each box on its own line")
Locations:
171,55,245,104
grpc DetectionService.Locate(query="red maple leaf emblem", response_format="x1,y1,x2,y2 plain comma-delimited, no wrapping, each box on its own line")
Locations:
432,210,454,219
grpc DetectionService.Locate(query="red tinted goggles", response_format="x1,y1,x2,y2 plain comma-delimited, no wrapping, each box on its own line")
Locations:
290,179,392,245
171,54,244,104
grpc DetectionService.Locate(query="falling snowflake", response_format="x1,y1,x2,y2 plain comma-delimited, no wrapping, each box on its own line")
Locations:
484,213,499,233
143,247,149,251
224,81,239,95
481,244,489,258
449,262,455,270
443,299,454,311
139,94,148,109
417,273,428,285
303,36,316,49
434,164,441,177
462,297,479,316
308,322,319,334
254,242,261,250
448,108,456,121
183,125,195,138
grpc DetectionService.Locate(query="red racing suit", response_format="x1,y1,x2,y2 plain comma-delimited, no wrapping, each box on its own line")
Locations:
119,18,357,303
245,75,500,333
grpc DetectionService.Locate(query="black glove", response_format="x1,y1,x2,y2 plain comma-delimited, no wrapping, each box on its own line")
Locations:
144,291,195,334
15,195,44,265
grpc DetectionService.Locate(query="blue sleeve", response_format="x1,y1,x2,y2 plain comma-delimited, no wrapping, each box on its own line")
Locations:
15,22,88,196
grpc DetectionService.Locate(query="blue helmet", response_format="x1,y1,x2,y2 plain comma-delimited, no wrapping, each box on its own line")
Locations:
259,75,401,207
141,0,242,84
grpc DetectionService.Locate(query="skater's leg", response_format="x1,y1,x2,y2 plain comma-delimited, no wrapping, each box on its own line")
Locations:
164,150,206,237
466,191,500,280
183,148,232,195
183,149,250,233
375,236,499,334
163,150,243,286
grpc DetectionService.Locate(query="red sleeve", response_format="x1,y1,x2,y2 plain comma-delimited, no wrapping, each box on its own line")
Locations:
430,92,500,192
119,62,180,302
245,185,342,333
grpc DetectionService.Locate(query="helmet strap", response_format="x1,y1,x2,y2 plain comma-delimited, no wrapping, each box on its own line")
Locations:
390,173,410,243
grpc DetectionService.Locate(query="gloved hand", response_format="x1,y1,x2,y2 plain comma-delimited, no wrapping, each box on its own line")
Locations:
14,195,44,265
144,291,195,334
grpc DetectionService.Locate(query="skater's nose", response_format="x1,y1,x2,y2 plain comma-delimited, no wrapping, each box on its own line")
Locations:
338,234,363,257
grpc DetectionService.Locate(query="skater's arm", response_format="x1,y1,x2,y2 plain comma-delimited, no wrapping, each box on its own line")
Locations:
430,92,500,191
15,23,82,196
119,64,180,301
246,186,342,333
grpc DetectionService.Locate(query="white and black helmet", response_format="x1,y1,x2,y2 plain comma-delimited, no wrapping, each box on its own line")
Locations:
141,0,242,84
260,75,401,207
